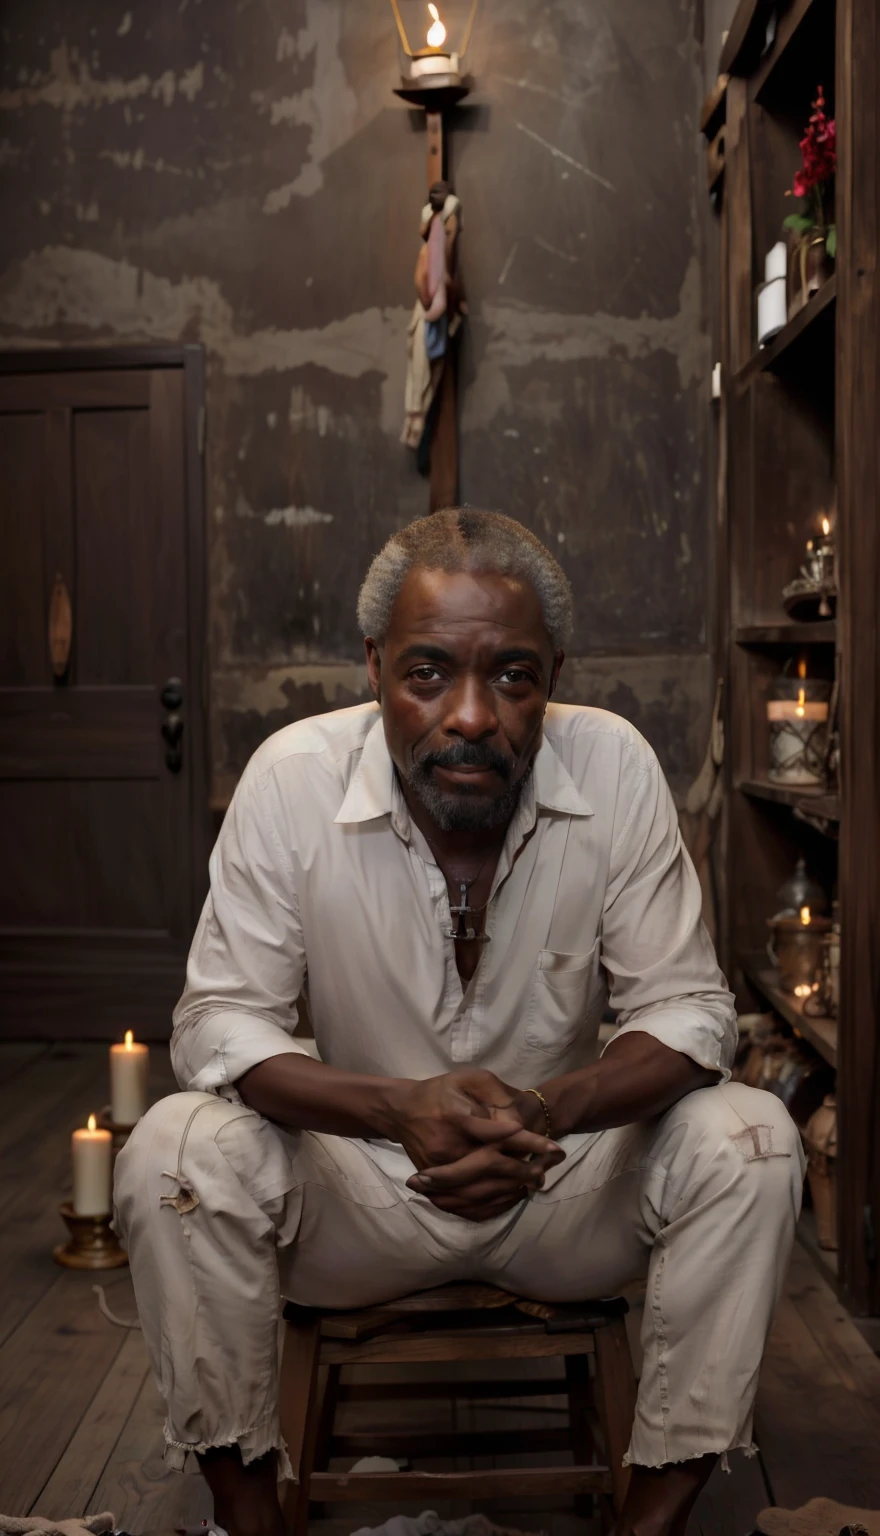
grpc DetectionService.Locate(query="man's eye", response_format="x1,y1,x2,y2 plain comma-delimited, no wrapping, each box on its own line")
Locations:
410,666,443,682
498,668,531,684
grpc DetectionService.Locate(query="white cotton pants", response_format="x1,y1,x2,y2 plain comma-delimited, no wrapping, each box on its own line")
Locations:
113,1082,804,1476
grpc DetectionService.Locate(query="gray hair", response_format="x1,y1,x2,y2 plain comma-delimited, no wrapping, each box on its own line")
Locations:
357,508,573,648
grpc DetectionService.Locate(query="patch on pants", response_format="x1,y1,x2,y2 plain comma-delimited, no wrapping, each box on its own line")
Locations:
731,1125,788,1161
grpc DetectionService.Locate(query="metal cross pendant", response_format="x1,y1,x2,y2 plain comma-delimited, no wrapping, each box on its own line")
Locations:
444,881,491,944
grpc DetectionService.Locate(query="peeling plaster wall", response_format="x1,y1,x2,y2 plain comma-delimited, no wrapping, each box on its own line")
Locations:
0,0,714,804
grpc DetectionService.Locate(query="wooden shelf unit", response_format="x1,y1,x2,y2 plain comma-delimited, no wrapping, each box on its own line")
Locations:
741,952,837,1066
713,0,880,1313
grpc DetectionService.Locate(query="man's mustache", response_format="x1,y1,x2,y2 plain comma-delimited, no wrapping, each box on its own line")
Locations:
414,742,513,781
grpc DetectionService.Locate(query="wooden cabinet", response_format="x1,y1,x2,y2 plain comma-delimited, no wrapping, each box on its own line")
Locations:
709,0,880,1314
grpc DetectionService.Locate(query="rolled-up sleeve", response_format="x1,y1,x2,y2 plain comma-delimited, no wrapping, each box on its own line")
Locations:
600,748,737,1080
171,760,312,1094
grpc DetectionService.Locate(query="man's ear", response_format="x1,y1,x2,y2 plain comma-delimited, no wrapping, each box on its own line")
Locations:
548,649,565,699
364,637,382,703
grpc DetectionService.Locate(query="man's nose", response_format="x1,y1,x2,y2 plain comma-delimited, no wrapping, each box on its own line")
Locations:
443,676,499,741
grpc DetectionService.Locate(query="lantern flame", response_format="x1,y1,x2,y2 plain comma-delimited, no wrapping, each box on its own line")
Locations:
124,1029,134,1049
821,516,831,537
795,687,806,717
87,1113,97,1132
800,906,811,926
426,3,447,47
797,656,807,680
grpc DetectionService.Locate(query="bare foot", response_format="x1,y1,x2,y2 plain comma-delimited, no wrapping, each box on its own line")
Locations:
610,1455,718,1536
196,1446,285,1536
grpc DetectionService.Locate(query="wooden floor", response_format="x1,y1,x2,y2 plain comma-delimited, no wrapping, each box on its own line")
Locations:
3,1044,880,1535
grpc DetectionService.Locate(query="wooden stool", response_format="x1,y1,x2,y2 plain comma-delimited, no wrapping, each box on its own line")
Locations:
279,1282,637,1536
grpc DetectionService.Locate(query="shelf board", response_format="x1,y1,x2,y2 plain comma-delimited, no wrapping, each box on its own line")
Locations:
737,778,830,809
734,276,837,390
735,622,836,646
741,951,837,1066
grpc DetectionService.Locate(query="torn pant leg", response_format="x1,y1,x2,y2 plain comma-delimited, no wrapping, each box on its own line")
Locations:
114,1092,299,1475
482,1082,805,1469
113,1092,455,1476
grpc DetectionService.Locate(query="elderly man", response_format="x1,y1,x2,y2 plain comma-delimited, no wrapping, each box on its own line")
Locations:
116,509,803,1536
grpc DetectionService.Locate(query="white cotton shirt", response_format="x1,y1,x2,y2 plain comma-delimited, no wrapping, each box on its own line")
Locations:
171,703,736,1128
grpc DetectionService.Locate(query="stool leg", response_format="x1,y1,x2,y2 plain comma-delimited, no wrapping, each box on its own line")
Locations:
308,1364,342,1520
593,1318,638,1519
279,1311,323,1536
565,1354,597,1525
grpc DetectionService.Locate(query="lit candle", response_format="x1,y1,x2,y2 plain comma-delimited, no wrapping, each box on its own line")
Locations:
72,1114,113,1216
426,3,446,47
767,668,829,785
408,3,459,82
800,905,812,925
110,1029,150,1127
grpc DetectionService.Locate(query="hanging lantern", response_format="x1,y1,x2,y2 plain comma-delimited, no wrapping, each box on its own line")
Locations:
388,0,479,103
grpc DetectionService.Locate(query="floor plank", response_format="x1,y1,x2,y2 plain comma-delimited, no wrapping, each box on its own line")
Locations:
0,1271,132,1513
0,1041,52,1088
686,1450,770,1535
786,1241,880,1418
34,1329,150,1520
0,1062,124,1350
755,1286,880,1510
87,1367,212,1533
0,1045,106,1166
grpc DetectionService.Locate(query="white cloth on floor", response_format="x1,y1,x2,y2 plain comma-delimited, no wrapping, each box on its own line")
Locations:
0,1517,114,1536
757,1500,880,1535
351,1514,540,1536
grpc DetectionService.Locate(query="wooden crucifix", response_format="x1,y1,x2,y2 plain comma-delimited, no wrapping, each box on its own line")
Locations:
396,82,469,512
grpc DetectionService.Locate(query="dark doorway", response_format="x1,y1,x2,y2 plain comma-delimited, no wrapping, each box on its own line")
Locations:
0,346,209,1039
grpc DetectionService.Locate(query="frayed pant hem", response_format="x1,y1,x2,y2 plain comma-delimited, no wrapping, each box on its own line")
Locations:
163,1419,295,1482
622,1440,759,1471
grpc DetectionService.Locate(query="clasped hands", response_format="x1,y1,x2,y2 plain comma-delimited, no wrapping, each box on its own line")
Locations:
388,1068,566,1223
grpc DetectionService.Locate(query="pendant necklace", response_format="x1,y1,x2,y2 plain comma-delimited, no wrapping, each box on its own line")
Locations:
424,835,502,945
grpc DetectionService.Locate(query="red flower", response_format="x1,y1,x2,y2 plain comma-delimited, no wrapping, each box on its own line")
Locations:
790,86,837,199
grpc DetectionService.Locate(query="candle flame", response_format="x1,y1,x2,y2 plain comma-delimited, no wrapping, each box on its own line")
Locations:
797,656,807,680
426,3,446,47
124,1029,134,1050
793,983,812,998
821,516,830,537
800,906,811,926
795,687,806,717
87,1113,97,1131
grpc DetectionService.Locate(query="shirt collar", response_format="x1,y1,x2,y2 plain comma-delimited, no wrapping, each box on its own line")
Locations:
335,716,592,825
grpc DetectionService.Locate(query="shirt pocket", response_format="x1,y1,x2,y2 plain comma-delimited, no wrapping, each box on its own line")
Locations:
525,939,606,1054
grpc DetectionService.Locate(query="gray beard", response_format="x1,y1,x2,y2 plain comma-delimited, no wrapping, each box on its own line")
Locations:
402,758,533,833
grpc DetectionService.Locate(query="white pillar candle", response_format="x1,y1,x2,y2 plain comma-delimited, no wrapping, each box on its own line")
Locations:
72,1114,113,1216
767,692,829,784
110,1030,150,1127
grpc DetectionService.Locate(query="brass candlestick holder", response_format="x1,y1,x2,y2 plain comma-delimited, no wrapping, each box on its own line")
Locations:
54,1202,129,1271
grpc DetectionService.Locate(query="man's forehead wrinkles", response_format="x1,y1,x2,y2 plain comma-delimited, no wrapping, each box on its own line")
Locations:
405,617,525,634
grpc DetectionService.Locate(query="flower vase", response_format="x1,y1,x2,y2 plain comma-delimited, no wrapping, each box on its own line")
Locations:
787,230,833,320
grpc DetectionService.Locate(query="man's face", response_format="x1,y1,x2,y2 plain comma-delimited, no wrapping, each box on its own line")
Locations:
364,567,563,832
